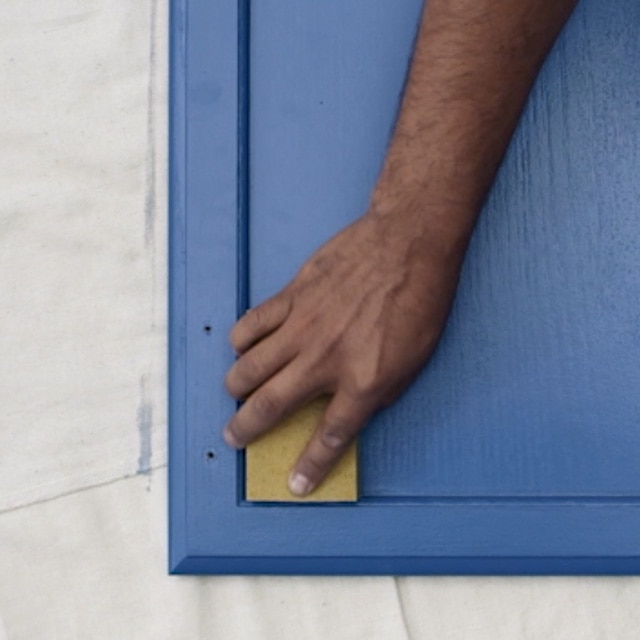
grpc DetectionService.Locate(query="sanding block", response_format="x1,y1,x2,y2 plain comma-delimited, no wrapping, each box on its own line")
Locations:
245,396,358,502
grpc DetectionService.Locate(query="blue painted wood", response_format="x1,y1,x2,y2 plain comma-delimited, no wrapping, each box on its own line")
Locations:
170,0,640,574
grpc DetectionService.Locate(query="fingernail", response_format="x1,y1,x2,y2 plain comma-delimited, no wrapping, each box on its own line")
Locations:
288,472,312,496
223,428,241,449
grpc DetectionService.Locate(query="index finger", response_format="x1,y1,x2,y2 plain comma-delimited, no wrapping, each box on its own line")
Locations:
287,391,374,497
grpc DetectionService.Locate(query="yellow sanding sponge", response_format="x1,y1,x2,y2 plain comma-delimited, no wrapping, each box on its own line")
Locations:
245,396,358,502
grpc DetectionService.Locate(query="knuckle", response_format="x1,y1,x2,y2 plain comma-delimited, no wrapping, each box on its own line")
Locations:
344,355,388,402
320,429,349,450
346,373,382,403
297,253,333,282
232,307,266,348
250,389,280,420
297,260,319,282
246,305,266,331
224,354,263,398
238,353,261,382
321,415,353,450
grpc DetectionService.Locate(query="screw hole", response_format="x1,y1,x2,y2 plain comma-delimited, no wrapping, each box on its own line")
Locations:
205,450,216,460
203,325,212,334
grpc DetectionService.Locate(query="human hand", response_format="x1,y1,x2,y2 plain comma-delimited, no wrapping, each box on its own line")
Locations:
223,208,465,496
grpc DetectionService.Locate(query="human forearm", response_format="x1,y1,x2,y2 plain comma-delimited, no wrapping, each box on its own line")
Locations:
370,0,578,253
223,1,580,496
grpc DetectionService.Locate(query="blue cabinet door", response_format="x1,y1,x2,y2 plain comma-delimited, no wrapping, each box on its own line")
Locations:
170,0,640,574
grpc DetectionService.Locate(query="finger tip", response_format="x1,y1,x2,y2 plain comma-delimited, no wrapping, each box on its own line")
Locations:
288,471,313,497
223,428,242,449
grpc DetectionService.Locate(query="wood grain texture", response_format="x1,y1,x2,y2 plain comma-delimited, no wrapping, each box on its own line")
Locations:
246,398,358,502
